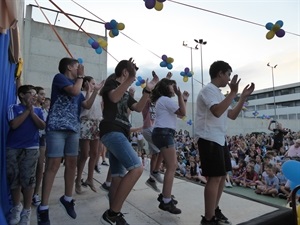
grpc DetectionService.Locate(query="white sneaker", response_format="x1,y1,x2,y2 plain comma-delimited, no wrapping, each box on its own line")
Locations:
32,194,41,206
19,209,31,225
8,203,23,225
151,172,163,183
225,181,233,188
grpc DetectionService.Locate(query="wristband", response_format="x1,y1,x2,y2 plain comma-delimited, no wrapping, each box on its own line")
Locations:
143,88,151,94
184,99,187,102
77,76,84,79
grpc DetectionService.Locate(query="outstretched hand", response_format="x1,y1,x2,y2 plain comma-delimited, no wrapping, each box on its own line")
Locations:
94,79,106,91
240,82,255,99
127,58,137,78
173,84,182,96
182,91,190,101
228,74,241,94
145,71,159,91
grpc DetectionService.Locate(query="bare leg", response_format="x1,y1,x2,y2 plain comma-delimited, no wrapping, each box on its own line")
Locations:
64,156,77,197
33,146,46,196
76,139,90,185
11,187,21,206
86,139,99,183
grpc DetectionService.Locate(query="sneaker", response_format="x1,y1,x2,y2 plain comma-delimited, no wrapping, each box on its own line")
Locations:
158,200,181,214
9,203,23,225
145,178,160,193
59,196,76,219
278,193,287,199
157,193,178,205
201,216,220,225
95,165,101,173
150,172,163,183
215,207,232,224
32,194,41,206
101,161,109,166
100,183,110,192
100,210,129,225
37,205,50,225
19,209,31,225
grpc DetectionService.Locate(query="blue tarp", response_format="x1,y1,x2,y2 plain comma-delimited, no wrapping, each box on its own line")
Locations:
0,31,17,224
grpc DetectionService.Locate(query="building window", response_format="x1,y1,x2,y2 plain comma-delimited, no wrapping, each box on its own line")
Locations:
279,115,287,120
289,114,296,120
247,106,255,111
295,87,300,93
257,105,266,110
298,114,300,120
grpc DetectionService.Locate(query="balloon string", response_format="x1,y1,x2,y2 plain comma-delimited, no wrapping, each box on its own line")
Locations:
48,0,119,62
34,0,73,58
70,0,162,59
167,0,300,37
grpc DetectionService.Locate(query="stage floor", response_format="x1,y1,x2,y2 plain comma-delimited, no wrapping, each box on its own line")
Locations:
30,163,293,225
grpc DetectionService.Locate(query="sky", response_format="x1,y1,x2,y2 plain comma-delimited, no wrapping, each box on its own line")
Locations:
24,0,300,98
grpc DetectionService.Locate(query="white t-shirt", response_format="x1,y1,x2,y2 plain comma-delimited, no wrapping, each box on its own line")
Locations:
194,83,229,146
80,91,103,120
153,96,179,130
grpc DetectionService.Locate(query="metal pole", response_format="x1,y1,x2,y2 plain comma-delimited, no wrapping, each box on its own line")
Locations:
271,67,277,118
190,47,195,137
200,44,204,88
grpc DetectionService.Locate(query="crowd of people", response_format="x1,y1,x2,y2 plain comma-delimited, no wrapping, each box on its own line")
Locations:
5,57,300,225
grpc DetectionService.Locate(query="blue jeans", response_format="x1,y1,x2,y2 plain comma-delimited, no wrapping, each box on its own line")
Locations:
46,131,79,157
101,132,142,177
152,127,175,150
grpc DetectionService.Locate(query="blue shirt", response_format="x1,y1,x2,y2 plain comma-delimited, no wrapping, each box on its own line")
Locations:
6,104,44,149
46,73,85,132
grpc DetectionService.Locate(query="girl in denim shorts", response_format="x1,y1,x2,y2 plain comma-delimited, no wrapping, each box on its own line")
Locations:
151,78,189,214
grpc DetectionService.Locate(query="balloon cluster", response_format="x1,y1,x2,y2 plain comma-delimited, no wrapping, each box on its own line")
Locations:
252,110,259,117
242,102,248,111
105,19,125,38
187,119,192,126
144,0,166,11
259,114,271,120
282,160,300,194
160,54,174,70
88,38,108,54
135,76,146,88
180,67,194,82
265,20,285,40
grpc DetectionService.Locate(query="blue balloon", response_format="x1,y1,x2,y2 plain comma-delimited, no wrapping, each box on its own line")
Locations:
282,160,300,183
135,81,141,86
187,72,193,77
180,71,185,76
160,61,167,67
88,38,94,45
290,181,300,195
276,20,284,27
95,47,103,54
112,29,119,37
167,63,173,70
265,22,273,30
110,20,118,29
77,58,83,64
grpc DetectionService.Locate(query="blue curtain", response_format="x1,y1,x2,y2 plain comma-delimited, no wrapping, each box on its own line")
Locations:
0,32,17,224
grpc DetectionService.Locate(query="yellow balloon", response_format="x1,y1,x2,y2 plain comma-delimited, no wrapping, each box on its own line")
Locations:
183,76,188,82
266,31,275,40
154,1,163,11
141,83,146,88
100,40,108,48
117,23,125,30
272,24,280,32
109,30,115,38
166,57,174,63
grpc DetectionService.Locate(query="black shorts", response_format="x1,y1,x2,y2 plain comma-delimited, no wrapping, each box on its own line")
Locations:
197,138,232,177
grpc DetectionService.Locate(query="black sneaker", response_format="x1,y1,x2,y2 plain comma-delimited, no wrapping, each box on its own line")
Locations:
159,200,181,214
145,178,160,193
100,183,110,192
157,193,178,205
37,205,50,225
215,207,232,224
201,216,220,225
95,165,101,174
59,196,76,219
100,210,129,225
278,193,287,199
102,161,109,166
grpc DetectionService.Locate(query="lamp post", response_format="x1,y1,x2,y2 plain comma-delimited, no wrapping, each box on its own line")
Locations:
194,39,207,87
183,41,198,137
267,63,278,119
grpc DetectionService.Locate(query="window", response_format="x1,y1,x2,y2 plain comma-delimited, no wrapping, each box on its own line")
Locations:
279,115,287,119
257,104,266,110
289,114,296,120
295,87,300,93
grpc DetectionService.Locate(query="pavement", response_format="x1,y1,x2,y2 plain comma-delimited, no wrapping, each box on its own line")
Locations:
30,161,288,225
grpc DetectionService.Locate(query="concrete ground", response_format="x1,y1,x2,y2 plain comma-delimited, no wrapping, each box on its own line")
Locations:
30,162,284,225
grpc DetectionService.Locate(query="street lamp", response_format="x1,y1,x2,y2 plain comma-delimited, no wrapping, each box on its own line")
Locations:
267,63,278,119
183,41,198,137
194,39,207,87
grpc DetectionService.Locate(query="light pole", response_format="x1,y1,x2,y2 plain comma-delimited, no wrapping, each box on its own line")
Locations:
267,63,278,119
183,41,198,137
194,39,207,87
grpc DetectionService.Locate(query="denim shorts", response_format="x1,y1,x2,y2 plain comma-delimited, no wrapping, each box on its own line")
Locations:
101,132,142,177
6,148,39,189
142,127,160,155
46,131,79,157
152,127,176,150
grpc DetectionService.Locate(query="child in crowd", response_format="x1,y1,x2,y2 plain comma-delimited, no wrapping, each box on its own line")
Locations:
255,164,279,197
99,59,158,225
6,85,45,225
240,164,259,188
151,78,189,214
32,86,48,206
75,76,105,193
